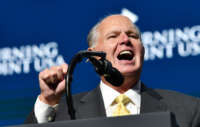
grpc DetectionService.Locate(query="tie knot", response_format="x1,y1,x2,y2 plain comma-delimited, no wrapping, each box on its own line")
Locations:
114,94,131,105
112,94,132,116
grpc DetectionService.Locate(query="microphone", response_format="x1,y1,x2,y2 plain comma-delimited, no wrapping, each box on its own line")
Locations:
88,56,124,87
65,50,123,120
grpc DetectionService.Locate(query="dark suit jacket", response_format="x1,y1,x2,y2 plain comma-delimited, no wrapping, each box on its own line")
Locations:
25,84,200,127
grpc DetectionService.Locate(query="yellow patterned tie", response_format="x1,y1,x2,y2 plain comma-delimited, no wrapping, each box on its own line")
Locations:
112,94,131,116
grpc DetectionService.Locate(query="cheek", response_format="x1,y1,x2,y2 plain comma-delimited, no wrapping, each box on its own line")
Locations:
98,42,114,52
94,44,104,51
94,39,117,58
135,43,144,55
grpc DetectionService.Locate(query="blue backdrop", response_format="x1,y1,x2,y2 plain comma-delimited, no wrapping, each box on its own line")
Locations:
0,0,200,126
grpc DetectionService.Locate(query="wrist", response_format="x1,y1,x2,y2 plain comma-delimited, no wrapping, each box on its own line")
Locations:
39,94,60,106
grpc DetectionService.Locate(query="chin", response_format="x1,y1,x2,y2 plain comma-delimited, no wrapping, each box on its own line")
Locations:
119,68,137,76
118,64,142,76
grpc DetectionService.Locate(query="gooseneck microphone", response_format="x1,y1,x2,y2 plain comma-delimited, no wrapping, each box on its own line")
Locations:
88,56,124,86
65,50,124,120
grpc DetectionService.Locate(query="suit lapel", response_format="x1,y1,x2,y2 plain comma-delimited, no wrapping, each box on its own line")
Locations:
76,86,106,119
140,83,169,113
76,83,169,118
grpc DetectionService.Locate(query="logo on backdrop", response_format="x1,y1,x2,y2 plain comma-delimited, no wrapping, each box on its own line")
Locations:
0,42,65,76
121,8,200,61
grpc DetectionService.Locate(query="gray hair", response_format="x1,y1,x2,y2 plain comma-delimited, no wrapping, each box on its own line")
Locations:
87,15,142,48
87,21,101,48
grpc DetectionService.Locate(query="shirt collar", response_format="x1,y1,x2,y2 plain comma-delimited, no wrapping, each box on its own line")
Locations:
100,80,141,110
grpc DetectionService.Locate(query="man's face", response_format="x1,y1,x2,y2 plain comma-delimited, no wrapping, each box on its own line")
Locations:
92,15,144,78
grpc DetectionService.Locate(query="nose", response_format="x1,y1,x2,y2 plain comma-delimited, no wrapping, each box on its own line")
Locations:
119,32,131,45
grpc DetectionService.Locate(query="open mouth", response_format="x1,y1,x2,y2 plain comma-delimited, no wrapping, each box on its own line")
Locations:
117,50,134,61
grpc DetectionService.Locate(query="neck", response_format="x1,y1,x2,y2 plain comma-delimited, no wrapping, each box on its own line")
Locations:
101,75,140,93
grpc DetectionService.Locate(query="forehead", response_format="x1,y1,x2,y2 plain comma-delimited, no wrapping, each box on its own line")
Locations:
97,15,137,35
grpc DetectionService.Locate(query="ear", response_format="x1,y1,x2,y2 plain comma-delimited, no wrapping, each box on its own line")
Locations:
143,45,145,54
142,45,145,58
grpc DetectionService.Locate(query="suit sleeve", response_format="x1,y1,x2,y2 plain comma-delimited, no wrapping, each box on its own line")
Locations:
192,98,200,127
24,97,58,124
24,110,38,124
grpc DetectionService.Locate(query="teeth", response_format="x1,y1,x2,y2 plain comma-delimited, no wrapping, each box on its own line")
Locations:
118,50,133,60
119,50,132,55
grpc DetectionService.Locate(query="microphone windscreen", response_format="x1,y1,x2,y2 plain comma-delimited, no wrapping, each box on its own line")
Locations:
104,67,124,87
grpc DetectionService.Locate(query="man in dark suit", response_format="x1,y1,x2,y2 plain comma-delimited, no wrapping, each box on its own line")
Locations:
25,14,200,127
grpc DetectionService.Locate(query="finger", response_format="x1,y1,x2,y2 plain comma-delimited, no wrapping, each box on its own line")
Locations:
49,66,65,82
44,70,59,89
39,69,49,80
39,69,55,91
49,69,59,84
57,66,64,81
61,63,68,74
39,65,66,90
55,79,66,94
41,70,57,88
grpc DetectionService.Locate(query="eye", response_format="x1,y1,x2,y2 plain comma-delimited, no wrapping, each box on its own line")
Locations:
129,34,139,39
108,35,117,39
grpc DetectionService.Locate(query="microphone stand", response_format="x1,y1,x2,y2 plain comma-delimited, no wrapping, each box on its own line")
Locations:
64,50,106,120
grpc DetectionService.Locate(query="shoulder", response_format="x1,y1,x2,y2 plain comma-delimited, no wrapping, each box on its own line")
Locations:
155,89,200,109
154,89,200,126
155,89,199,101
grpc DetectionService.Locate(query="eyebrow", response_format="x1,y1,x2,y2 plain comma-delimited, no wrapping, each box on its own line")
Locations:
105,30,138,37
126,30,139,36
105,31,120,36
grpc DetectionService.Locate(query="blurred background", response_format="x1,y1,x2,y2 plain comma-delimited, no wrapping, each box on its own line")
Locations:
0,0,200,126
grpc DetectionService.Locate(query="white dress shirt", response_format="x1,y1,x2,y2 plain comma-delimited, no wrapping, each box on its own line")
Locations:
100,80,141,116
34,96,58,123
34,80,141,123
